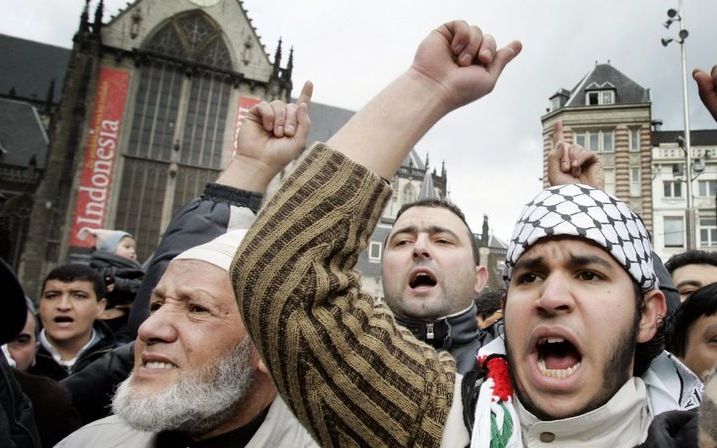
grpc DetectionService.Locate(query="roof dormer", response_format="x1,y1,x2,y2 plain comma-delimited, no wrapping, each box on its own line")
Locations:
584,81,616,105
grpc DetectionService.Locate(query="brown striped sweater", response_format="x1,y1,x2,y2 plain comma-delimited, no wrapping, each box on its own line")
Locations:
231,144,458,447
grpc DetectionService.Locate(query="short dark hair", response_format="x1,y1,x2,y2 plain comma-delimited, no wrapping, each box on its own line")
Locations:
42,264,106,300
664,250,717,274
395,199,480,265
474,289,504,319
666,282,717,357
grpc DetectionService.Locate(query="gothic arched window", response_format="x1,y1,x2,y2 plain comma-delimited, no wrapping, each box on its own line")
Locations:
116,11,234,259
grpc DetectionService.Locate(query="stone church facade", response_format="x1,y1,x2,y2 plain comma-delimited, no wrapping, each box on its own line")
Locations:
19,0,293,295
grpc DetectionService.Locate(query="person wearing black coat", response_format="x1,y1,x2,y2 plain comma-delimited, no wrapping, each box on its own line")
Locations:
0,258,41,447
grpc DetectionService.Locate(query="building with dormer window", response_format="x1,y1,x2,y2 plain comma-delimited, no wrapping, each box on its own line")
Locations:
541,62,654,232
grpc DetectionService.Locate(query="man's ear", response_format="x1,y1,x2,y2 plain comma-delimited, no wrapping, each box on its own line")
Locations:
637,289,667,343
474,265,489,294
95,298,107,318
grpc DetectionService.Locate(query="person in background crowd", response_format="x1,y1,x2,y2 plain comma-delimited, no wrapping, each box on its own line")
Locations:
0,258,41,447
28,264,115,381
58,83,317,448
4,298,40,371
667,282,717,382
473,289,504,349
665,250,717,302
86,229,144,341
473,289,503,330
382,198,489,373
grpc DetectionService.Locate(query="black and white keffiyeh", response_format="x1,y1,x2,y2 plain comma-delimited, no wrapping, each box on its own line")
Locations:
503,184,658,292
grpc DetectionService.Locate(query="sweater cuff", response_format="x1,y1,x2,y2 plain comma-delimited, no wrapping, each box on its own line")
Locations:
201,183,264,214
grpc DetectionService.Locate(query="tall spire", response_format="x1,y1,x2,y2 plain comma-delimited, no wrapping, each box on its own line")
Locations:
286,46,294,79
93,0,104,36
418,169,438,201
79,0,90,34
272,38,283,75
481,215,489,245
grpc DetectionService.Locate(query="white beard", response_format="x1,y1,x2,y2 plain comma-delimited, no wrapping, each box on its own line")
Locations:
112,337,255,434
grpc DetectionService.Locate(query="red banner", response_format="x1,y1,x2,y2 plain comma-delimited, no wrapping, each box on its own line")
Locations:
230,96,261,160
69,68,130,247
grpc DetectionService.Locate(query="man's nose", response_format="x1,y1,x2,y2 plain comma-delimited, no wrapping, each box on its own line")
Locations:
137,306,178,345
57,294,72,310
536,273,574,315
412,234,431,260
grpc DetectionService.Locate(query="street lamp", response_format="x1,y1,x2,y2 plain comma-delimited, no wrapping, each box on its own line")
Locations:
661,1,694,249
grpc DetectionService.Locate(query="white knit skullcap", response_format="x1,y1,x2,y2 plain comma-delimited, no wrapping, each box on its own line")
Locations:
173,229,248,272
504,184,658,292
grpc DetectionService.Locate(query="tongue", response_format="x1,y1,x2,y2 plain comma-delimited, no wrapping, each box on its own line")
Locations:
544,351,580,370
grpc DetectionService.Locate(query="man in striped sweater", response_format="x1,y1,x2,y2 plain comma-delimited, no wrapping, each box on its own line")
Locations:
232,21,704,447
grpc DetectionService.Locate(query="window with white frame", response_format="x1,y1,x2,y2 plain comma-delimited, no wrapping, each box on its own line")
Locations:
574,130,614,152
629,128,640,152
585,90,614,105
603,168,615,195
602,131,613,152
368,242,382,262
664,216,685,248
698,180,717,197
630,168,641,196
699,217,717,247
663,180,683,198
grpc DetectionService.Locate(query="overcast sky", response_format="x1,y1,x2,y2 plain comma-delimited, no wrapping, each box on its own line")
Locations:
2,0,716,241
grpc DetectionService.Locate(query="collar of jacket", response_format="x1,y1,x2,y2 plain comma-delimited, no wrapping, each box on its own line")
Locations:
394,303,480,350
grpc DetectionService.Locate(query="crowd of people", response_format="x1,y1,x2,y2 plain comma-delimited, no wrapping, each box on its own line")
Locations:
2,20,717,447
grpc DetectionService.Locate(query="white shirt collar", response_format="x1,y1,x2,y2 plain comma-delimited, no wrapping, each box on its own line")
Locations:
40,328,99,369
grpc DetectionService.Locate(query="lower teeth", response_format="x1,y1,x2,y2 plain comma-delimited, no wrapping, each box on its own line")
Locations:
538,358,580,378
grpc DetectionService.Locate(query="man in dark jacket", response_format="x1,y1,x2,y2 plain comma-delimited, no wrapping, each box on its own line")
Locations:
383,199,490,374
28,264,115,381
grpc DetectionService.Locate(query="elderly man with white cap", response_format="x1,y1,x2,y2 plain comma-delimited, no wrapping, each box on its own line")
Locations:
231,21,704,447
58,84,318,447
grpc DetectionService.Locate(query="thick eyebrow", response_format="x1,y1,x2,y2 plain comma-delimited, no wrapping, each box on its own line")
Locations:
388,225,460,240
512,255,547,274
674,279,702,290
151,285,219,305
568,254,613,270
69,289,90,295
512,253,613,273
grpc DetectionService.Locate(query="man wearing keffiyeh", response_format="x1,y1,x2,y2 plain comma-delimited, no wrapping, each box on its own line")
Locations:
232,20,711,448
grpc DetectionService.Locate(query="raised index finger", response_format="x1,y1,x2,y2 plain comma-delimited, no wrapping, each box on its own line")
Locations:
552,120,565,147
297,81,314,108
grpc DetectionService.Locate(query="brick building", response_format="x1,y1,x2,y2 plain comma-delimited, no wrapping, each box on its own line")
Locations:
540,62,654,233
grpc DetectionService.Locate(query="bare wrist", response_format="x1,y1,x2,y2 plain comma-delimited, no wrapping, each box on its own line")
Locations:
215,156,279,193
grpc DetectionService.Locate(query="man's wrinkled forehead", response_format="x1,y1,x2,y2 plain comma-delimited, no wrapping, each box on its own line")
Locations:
155,259,233,302
512,236,620,275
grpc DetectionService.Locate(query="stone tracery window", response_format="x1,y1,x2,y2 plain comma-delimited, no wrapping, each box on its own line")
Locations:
116,11,233,259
